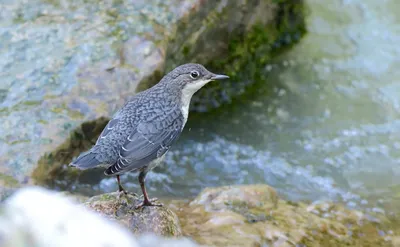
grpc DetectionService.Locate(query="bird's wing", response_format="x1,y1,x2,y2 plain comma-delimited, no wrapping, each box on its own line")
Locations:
71,117,120,169
95,118,119,145
104,108,183,175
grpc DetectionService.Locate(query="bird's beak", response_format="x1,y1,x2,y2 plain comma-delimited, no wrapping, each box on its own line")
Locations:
210,74,229,80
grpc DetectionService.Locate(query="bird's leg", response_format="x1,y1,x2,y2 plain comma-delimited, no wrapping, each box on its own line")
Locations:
117,175,127,195
116,175,138,200
135,171,163,209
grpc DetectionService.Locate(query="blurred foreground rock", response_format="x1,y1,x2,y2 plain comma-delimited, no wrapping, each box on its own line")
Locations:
170,184,400,247
85,192,181,236
0,187,197,247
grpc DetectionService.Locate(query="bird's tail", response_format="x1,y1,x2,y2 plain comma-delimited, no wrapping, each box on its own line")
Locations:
69,150,101,170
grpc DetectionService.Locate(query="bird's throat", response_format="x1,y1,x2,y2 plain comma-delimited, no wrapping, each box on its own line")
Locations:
180,79,211,124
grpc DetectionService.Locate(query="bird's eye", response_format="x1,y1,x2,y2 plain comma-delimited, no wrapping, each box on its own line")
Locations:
190,71,199,79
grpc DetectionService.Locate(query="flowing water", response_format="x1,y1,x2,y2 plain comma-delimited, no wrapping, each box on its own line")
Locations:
76,0,400,214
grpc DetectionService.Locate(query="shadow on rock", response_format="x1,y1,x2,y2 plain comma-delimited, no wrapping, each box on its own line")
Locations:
31,117,109,194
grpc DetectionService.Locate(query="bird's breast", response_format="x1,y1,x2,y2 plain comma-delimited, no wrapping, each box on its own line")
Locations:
180,104,189,126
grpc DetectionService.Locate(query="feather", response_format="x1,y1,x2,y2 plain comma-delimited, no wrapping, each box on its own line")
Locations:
104,109,183,176
70,151,101,169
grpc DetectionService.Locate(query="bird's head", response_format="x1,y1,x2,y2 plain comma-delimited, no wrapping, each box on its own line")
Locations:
162,63,229,97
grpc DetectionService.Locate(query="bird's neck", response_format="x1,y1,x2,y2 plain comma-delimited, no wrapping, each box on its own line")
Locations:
179,79,211,124
152,78,211,125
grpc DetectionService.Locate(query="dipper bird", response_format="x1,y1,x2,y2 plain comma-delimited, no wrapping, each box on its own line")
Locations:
70,63,229,208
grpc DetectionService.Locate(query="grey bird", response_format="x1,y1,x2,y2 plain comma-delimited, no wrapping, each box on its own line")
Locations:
70,63,229,208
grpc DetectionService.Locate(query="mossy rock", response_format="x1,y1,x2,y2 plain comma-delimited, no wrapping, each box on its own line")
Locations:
166,0,307,112
85,192,182,237
169,184,400,247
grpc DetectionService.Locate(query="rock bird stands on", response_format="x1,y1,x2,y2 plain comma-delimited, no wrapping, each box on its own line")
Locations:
70,63,229,208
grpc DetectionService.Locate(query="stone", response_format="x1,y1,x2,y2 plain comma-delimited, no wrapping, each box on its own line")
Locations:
166,1,306,111
0,0,306,199
0,187,139,247
0,187,198,247
85,192,182,237
190,184,279,213
170,184,400,247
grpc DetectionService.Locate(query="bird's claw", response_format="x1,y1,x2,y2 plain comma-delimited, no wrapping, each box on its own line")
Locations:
134,198,163,209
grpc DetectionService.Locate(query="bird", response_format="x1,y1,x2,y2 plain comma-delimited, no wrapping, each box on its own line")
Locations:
70,63,229,208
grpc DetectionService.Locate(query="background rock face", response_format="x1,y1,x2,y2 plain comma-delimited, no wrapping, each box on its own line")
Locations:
0,0,305,197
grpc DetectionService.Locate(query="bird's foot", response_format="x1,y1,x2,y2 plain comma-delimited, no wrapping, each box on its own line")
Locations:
117,189,138,201
134,198,163,209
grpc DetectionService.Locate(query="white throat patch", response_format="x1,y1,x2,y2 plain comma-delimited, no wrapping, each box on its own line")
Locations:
180,79,211,124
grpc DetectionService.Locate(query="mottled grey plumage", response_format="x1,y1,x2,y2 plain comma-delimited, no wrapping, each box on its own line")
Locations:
70,63,229,208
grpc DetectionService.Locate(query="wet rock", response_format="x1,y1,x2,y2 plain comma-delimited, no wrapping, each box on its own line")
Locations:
0,0,306,198
0,187,198,247
170,184,400,247
85,192,182,237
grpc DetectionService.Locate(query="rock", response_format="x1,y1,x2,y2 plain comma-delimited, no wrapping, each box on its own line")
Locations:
166,1,306,111
85,192,182,237
0,0,306,198
170,184,400,247
0,187,198,247
136,234,198,247
0,187,139,247
190,184,279,213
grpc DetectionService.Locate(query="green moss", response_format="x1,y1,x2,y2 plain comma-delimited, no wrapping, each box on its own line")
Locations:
0,173,19,187
98,193,115,201
182,45,190,57
0,100,43,117
190,1,307,112
161,0,307,112
156,209,181,236
50,104,84,119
